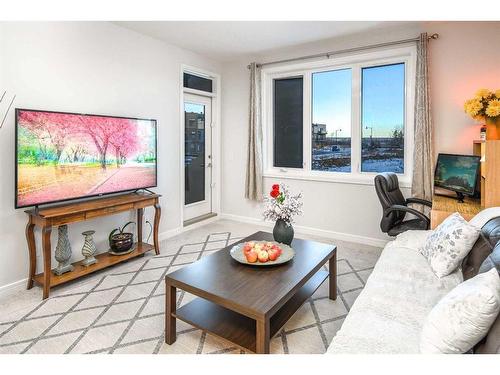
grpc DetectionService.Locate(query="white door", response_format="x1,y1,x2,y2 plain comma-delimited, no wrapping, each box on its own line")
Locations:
183,94,212,221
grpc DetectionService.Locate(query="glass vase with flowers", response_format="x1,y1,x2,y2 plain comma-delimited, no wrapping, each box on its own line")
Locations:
263,184,303,245
464,88,500,140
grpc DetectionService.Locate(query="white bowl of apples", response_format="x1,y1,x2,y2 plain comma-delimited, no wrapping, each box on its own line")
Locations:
230,240,294,266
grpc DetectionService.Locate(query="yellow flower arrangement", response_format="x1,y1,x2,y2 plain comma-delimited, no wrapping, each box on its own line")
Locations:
475,88,493,99
486,99,500,118
464,98,483,118
464,88,500,122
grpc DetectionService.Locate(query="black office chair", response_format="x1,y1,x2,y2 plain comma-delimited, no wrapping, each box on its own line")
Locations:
374,172,432,236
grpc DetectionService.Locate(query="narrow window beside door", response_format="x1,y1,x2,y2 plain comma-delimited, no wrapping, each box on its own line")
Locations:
273,77,303,168
184,103,206,205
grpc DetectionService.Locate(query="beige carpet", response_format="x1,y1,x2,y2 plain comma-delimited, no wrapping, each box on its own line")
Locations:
0,221,381,354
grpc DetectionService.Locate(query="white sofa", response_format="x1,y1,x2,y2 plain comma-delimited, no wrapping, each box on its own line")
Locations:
327,230,463,354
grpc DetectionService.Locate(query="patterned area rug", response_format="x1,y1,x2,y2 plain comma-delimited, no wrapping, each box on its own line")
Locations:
0,232,378,354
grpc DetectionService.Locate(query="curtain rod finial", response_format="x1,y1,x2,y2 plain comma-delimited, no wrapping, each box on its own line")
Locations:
429,33,439,40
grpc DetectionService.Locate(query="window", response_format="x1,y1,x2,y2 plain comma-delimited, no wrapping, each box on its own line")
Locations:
183,72,213,93
361,63,405,173
274,77,303,168
312,69,352,172
264,46,415,184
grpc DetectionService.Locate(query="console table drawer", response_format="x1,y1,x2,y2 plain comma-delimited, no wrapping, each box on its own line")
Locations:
85,203,135,218
51,213,87,226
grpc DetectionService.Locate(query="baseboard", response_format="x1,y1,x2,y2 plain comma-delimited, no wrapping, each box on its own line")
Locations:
219,213,389,248
158,226,184,242
0,278,28,300
158,214,220,242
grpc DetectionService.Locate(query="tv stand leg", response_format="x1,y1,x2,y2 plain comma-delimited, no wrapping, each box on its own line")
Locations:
25,218,36,290
42,226,52,299
153,203,161,255
456,192,465,203
137,208,143,244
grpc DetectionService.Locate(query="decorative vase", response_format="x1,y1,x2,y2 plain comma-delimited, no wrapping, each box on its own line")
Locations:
486,119,500,140
273,219,294,245
81,230,97,267
109,232,134,253
54,225,74,275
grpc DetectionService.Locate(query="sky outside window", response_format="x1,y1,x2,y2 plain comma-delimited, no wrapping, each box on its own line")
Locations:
312,68,352,138
362,63,405,137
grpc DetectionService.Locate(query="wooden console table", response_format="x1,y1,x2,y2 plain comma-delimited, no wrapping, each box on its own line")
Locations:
25,192,161,299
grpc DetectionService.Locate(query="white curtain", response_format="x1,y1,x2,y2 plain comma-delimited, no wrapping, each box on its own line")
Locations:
245,63,264,201
412,33,434,204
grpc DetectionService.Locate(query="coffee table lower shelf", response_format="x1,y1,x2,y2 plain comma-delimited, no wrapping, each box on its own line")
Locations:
173,270,329,353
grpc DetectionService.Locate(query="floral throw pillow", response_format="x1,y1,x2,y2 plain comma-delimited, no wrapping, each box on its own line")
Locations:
420,268,500,353
420,212,481,278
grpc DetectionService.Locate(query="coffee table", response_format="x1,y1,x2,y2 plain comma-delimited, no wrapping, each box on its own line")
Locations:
165,231,337,353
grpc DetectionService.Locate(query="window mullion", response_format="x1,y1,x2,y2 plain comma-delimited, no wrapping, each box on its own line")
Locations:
351,65,362,176
303,71,312,172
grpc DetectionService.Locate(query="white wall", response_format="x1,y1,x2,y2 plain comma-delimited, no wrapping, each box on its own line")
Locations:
427,22,500,154
0,22,221,291
220,22,500,245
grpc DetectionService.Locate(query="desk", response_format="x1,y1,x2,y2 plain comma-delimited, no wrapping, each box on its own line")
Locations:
430,194,481,229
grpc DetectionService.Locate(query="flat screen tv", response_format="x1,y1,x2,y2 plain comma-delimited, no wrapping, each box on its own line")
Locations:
15,108,157,208
434,153,480,202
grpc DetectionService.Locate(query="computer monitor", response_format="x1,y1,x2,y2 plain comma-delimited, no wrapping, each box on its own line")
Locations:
434,153,481,202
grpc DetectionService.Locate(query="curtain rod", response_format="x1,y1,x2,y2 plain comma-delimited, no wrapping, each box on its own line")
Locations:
247,33,439,69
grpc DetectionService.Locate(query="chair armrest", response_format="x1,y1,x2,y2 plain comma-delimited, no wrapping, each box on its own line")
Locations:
406,197,432,208
384,205,430,225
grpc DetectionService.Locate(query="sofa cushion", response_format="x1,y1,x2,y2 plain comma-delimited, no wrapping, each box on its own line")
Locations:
473,243,500,353
327,231,462,354
462,217,500,280
479,242,500,274
420,268,500,354
420,213,480,278
462,234,494,280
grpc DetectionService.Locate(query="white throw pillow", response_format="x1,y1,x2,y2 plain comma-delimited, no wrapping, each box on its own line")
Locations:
420,213,480,277
420,268,500,354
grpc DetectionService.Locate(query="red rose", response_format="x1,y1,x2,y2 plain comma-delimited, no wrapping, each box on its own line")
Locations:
270,189,280,198
272,184,280,191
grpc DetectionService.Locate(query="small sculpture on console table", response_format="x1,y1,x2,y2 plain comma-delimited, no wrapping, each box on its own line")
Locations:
54,225,74,275
81,230,98,266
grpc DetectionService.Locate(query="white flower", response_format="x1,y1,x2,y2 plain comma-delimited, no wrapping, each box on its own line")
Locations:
263,184,303,224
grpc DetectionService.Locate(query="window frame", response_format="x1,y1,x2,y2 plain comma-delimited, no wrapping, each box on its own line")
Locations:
261,45,416,187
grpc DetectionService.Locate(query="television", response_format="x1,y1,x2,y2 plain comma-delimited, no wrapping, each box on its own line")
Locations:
434,153,481,202
15,108,157,208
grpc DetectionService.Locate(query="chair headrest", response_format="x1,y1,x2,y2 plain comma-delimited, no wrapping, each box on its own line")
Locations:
375,172,399,192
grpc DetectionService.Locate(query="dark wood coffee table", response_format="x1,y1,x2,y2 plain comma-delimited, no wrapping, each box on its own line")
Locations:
164,231,336,353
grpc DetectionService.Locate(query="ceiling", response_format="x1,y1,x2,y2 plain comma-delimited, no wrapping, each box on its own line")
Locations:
114,21,413,62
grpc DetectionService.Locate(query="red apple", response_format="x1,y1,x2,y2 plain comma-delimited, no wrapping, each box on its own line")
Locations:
268,248,279,261
245,249,258,263
243,244,252,253
257,250,269,263
272,244,282,256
